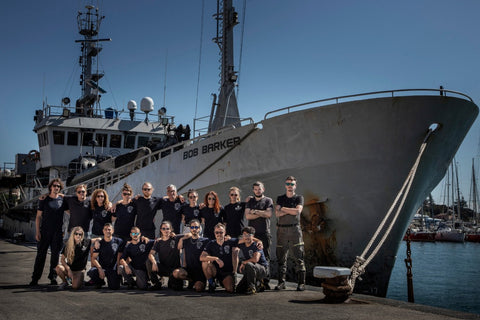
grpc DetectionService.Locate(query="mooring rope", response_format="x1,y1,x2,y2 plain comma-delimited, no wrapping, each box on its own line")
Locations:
348,128,435,293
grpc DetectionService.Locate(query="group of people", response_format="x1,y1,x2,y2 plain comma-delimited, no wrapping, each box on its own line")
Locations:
29,176,306,294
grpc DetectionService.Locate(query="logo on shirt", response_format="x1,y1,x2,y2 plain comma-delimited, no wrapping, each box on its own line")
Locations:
101,210,107,218
224,245,231,255
139,244,146,252
196,240,203,249
127,206,134,213
170,240,175,249
248,249,254,258
81,245,88,251
194,209,199,217
235,204,242,211
175,203,181,211
112,242,119,252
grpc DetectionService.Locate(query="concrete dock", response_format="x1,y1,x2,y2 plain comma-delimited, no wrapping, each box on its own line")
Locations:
0,238,478,320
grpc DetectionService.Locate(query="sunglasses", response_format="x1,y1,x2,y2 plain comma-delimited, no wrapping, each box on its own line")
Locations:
122,193,131,196
161,227,170,230
74,232,83,236
189,196,197,199
208,197,216,201
285,182,296,186
214,231,224,235
143,188,151,191
77,190,86,194
190,226,200,229
131,232,140,236
52,184,61,188
97,195,105,198
230,194,238,197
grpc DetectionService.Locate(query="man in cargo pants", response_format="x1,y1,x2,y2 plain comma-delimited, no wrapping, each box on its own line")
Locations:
274,176,306,291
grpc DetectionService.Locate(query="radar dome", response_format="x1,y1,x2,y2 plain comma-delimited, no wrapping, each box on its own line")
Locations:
140,97,154,113
127,100,137,110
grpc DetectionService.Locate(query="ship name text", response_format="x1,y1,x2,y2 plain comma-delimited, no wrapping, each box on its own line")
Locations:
183,136,241,160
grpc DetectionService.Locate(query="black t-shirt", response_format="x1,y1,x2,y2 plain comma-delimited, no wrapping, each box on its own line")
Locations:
93,237,124,269
183,237,210,269
64,195,92,233
201,207,226,239
161,198,183,234
132,197,162,234
246,197,273,234
224,202,246,237
203,238,239,272
61,238,91,271
180,204,201,225
38,195,68,234
276,194,304,225
238,241,268,268
91,205,113,235
121,239,154,271
113,202,137,239
151,235,183,269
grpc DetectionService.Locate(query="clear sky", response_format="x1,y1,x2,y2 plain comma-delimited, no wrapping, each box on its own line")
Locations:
1,0,479,205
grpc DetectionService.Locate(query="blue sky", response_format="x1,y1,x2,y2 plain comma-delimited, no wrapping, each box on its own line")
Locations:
1,0,479,204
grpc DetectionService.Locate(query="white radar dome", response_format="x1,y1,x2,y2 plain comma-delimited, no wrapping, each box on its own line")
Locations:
140,97,154,113
127,100,137,110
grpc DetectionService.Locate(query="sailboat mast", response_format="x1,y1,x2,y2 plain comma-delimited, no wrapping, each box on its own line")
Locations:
455,160,462,223
209,0,241,132
470,158,479,224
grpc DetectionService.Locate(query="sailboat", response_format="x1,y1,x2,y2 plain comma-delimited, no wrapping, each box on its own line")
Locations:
466,158,480,242
1,1,478,297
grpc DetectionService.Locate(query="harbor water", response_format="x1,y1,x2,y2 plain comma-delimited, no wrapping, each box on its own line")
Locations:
387,241,480,314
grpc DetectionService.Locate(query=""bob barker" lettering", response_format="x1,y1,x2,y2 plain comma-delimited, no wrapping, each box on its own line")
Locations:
183,136,240,160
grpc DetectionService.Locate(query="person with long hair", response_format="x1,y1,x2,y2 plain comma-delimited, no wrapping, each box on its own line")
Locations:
55,226,91,290
180,189,201,233
113,183,137,241
63,184,92,238
200,191,225,239
147,221,184,290
30,178,68,286
90,189,113,238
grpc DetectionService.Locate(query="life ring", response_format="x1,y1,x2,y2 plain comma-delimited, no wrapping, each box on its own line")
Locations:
28,150,40,161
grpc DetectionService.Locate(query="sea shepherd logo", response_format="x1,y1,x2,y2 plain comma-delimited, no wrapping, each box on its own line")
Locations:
183,136,240,160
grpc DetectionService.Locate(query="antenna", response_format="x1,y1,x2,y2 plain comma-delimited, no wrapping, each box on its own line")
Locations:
163,49,168,109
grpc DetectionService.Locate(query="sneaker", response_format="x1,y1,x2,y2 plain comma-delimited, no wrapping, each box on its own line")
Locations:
246,287,256,295
66,277,72,286
150,282,162,291
50,278,58,285
84,279,96,286
208,281,216,293
264,282,271,290
296,284,305,291
58,282,69,290
274,282,286,290
29,280,38,287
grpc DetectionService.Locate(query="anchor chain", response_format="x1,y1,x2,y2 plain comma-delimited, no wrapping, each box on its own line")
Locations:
405,228,414,302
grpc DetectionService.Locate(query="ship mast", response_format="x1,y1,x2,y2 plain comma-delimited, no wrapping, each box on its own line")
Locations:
75,5,111,116
208,0,241,132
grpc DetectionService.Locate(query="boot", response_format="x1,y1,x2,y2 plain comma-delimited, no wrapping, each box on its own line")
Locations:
296,271,306,291
275,273,286,290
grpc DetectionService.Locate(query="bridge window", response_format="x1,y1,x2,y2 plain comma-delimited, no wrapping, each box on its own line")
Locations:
110,134,122,148
37,132,49,147
124,134,136,149
138,136,150,147
96,133,108,147
53,131,65,145
67,132,78,146
81,132,94,146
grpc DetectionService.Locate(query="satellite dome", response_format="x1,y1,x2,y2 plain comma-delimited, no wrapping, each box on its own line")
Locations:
140,97,154,113
127,100,137,110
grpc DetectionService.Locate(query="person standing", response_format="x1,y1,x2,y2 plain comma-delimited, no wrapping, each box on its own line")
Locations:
160,184,183,234
113,183,137,241
245,181,273,288
90,189,113,238
88,223,124,289
55,226,91,290
30,178,68,286
63,184,92,238
224,186,246,238
131,182,162,239
119,227,154,290
200,191,225,239
180,189,201,231
274,176,306,291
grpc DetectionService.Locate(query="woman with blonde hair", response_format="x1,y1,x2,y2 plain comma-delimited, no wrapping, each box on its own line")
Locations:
90,189,113,237
55,226,91,290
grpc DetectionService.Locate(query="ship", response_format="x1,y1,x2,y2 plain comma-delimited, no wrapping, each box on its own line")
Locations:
0,1,478,298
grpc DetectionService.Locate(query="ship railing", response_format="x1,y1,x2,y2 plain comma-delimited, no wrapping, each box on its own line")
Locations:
193,115,254,137
61,121,253,198
264,88,474,120
38,104,175,124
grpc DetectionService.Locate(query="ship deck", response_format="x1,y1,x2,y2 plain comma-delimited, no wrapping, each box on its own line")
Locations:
0,239,477,319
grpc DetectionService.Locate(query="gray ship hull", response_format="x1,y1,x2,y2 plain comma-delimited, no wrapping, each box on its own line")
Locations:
101,94,477,296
